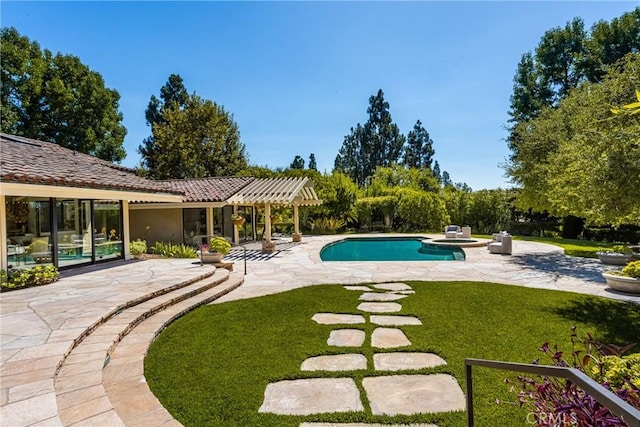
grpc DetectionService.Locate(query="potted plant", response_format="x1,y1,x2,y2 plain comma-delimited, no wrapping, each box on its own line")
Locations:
201,236,231,263
597,245,634,265
231,213,245,226
603,260,640,294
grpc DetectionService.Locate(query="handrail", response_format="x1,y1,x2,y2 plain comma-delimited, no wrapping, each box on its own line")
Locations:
465,358,640,427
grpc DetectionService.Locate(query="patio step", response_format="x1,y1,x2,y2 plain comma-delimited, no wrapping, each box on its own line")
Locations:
53,268,243,426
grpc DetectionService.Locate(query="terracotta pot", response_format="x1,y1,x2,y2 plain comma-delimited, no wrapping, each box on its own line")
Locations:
232,217,245,226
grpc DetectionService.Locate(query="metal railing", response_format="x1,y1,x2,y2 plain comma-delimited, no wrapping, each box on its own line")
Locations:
465,358,640,427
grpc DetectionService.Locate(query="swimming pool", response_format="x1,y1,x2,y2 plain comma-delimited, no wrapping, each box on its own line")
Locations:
320,236,465,261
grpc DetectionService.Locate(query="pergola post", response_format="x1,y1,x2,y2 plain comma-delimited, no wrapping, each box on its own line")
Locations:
262,203,276,253
292,203,302,242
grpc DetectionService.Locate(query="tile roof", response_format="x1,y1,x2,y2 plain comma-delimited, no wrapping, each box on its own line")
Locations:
161,176,255,202
0,133,180,195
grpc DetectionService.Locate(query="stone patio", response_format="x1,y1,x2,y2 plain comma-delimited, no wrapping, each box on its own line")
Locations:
1,233,639,426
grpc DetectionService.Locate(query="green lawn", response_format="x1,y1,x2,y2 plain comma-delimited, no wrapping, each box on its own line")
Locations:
145,282,639,426
472,234,618,258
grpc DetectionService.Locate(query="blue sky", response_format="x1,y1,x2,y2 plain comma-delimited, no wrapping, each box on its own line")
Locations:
2,1,636,189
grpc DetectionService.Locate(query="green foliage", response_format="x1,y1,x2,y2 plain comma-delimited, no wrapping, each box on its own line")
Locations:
208,237,231,255
366,165,440,195
139,76,247,179
308,217,345,234
507,53,640,225
594,353,640,390
508,8,639,134
289,155,305,169
441,185,473,226
334,89,406,186
611,90,640,116
139,74,189,174
0,27,126,162
146,281,639,426
403,119,435,170
354,196,396,229
466,189,512,234
129,239,147,256
610,245,633,255
151,242,198,259
311,172,359,223
308,153,317,171
1,265,60,290
395,188,450,231
620,261,640,278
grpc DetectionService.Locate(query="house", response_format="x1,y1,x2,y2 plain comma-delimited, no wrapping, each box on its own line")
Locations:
0,133,321,271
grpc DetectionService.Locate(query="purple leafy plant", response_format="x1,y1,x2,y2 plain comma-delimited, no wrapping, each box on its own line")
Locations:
505,327,640,426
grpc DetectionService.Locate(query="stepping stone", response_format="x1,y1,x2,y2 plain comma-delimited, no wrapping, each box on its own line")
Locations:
357,302,402,313
312,313,365,325
301,423,438,427
301,354,367,371
343,285,372,291
371,328,411,348
362,374,466,416
395,290,415,294
372,283,412,291
373,353,447,371
359,292,407,302
259,378,364,415
328,329,365,347
370,315,422,326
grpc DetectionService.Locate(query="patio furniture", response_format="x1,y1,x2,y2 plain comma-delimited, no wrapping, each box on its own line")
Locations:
445,225,461,238
460,226,471,238
488,233,512,255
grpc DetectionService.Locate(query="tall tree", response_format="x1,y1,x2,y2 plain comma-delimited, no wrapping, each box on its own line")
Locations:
1,27,126,162
441,171,452,187
289,155,305,169
139,74,189,173
506,53,640,225
432,161,442,183
403,119,435,169
507,8,639,156
334,89,406,186
148,94,247,179
308,153,317,171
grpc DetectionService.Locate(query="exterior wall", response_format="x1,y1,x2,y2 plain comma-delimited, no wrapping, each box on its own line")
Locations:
129,208,183,247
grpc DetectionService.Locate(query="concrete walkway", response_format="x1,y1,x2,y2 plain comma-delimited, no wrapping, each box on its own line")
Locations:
1,235,638,426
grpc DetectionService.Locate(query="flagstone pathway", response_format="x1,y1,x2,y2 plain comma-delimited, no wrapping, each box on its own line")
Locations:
258,282,466,425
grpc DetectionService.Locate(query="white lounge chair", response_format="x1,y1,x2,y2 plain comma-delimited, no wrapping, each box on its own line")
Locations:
445,225,461,238
488,233,512,255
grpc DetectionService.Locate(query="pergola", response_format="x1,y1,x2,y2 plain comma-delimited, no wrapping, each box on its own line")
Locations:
225,177,322,252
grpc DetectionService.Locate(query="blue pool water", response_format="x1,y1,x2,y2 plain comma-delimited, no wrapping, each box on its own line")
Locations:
320,237,465,261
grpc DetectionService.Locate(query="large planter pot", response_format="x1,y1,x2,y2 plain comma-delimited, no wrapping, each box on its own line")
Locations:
603,272,640,294
201,252,224,263
597,252,632,265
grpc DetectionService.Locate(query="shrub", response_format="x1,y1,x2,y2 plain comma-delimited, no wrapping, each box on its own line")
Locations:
610,245,633,255
1,265,60,290
620,261,640,278
129,239,147,256
506,327,640,426
151,242,198,259
308,217,345,234
208,237,231,255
